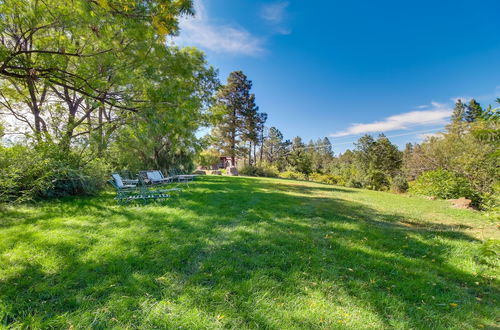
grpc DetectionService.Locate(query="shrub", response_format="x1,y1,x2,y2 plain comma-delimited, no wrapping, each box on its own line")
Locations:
238,164,279,177
333,166,364,188
409,169,478,202
267,164,280,177
364,170,390,191
0,145,53,202
481,182,500,220
390,174,409,193
45,157,109,198
0,144,110,203
346,179,363,188
257,164,279,177
309,173,339,185
278,170,306,180
238,164,258,176
334,176,346,186
196,149,220,169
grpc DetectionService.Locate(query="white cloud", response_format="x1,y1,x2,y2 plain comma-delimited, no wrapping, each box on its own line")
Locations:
261,2,288,23
331,102,452,137
260,1,291,35
175,0,264,56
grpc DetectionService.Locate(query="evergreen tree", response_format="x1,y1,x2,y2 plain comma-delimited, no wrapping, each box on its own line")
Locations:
212,71,256,165
338,149,355,165
263,127,286,164
451,99,466,123
289,136,312,174
403,142,413,155
241,102,259,165
320,137,334,157
371,134,402,176
319,137,334,171
256,113,268,164
309,139,322,173
464,99,483,123
352,134,401,179
354,134,376,170
309,137,333,173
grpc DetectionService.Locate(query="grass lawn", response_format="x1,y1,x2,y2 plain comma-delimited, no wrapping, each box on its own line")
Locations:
0,176,498,329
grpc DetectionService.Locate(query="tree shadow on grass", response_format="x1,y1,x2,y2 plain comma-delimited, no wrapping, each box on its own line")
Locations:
0,176,497,328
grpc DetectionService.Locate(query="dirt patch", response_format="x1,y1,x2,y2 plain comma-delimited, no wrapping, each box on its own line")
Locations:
448,197,474,210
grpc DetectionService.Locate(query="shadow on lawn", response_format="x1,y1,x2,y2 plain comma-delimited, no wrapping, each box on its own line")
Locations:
0,176,497,328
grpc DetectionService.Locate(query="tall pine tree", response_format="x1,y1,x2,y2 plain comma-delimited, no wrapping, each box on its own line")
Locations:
212,71,258,166
240,94,260,165
464,99,483,122
256,112,268,164
289,136,312,174
451,99,466,123
371,134,402,176
263,127,284,164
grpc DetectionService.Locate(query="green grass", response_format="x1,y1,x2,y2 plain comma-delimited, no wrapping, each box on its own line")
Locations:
0,176,498,329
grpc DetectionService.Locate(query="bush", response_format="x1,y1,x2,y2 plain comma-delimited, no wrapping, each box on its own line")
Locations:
332,166,364,188
196,149,220,169
346,179,363,188
390,175,409,193
260,164,280,177
238,164,257,176
364,170,389,191
309,173,339,185
238,164,279,177
278,170,306,181
0,144,109,203
0,145,52,202
481,182,500,220
409,169,478,202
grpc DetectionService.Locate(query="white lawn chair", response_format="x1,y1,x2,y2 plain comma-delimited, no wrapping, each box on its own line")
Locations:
169,168,198,183
109,173,180,204
111,173,138,189
143,170,174,185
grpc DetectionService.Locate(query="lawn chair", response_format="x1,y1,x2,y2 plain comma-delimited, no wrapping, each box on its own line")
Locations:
140,170,174,185
108,173,139,203
109,173,180,204
111,173,138,188
169,168,197,184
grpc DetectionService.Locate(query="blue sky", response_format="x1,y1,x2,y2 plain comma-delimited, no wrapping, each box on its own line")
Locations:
175,0,500,153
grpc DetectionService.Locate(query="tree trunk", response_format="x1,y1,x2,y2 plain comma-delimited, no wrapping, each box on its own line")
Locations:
253,143,257,165
248,141,252,166
259,131,265,164
97,105,105,156
26,79,43,142
60,88,80,151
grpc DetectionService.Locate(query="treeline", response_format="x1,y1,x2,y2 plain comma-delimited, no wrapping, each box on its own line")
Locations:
0,0,218,202
205,76,499,211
